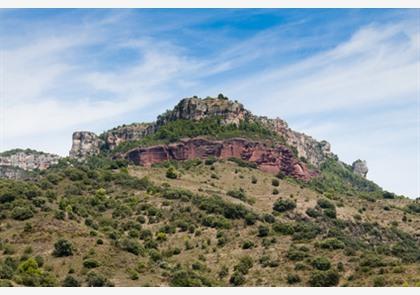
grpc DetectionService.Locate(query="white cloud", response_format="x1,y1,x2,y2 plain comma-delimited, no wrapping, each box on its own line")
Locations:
0,12,418,198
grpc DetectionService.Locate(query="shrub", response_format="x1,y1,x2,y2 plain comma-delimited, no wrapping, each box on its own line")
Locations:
273,199,296,212
0,263,14,279
166,167,178,179
205,157,217,165
227,189,247,202
218,266,229,279
15,257,57,286
244,213,257,225
62,275,80,287
311,257,331,270
169,269,211,287
287,248,309,261
119,239,144,256
272,188,279,195
373,276,386,287
83,258,100,269
308,270,340,287
317,198,335,209
257,225,270,237
306,208,321,218
234,256,253,275
251,176,257,184
292,222,321,241
382,191,395,199
272,222,294,235
324,208,337,219
229,272,246,286
11,206,34,221
228,157,257,169
0,280,13,287
53,239,73,257
272,179,280,187
287,273,301,285
86,271,113,287
242,240,255,249
263,214,275,223
319,238,345,250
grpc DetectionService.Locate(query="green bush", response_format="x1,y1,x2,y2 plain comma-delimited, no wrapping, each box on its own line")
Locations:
319,238,345,250
228,157,257,169
317,198,335,209
119,239,144,256
234,256,253,275
287,248,309,261
271,179,280,187
292,222,321,241
244,213,257,225
308,270,340,287
166,166,178,179
15,257,57,286
62,275,80,287
324,208,337,219
83,258,100,269
257,225,270,237
242,240,255,249
86,271,113,287
272,222,294,235
169,269,211,287
306,208,322,218
0,262,14,279
287,273,301,285
311,257,331,270
227,188,247,202
11,206,34,220
229,272,246,286
273,199,296,212
53,239,73,257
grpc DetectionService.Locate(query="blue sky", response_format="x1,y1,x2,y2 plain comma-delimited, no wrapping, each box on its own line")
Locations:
0,9,419,198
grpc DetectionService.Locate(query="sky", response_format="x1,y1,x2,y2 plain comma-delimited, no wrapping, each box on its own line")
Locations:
0,9,419,198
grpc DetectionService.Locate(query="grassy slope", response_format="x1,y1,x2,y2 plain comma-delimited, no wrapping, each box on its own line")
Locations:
0,159,419,287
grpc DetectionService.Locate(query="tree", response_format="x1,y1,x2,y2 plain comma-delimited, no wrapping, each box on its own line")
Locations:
53,239,73,257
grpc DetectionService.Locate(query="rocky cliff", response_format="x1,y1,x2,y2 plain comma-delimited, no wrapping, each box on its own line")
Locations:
352,159,368,178
0,149,60,179
69,131,102,159
125,137,317,181
69,95,334,168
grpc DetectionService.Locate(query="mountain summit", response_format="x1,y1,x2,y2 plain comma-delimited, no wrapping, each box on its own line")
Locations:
70,95,333,169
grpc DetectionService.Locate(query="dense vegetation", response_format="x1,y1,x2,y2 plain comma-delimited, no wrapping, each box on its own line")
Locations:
0,154,418,287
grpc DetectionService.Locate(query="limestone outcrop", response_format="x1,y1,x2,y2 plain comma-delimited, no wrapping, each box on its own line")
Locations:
156,96,251,126
125,137,317,181
69,131,102,159
68,96,334,168
352,159,368,178
0,149,60,171
102,123,155,150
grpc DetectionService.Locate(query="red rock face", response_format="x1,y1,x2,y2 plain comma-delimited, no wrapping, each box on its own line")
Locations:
125,137,317,181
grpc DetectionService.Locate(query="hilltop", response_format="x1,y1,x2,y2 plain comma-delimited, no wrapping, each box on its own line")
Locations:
0,95,418,287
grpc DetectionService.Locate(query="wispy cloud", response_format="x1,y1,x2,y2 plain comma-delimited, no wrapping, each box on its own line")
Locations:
0,9,418,198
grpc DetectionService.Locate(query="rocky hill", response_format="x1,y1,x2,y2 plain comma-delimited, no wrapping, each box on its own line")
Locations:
69,95,335,169
0,149,60,180
0,95,418,287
